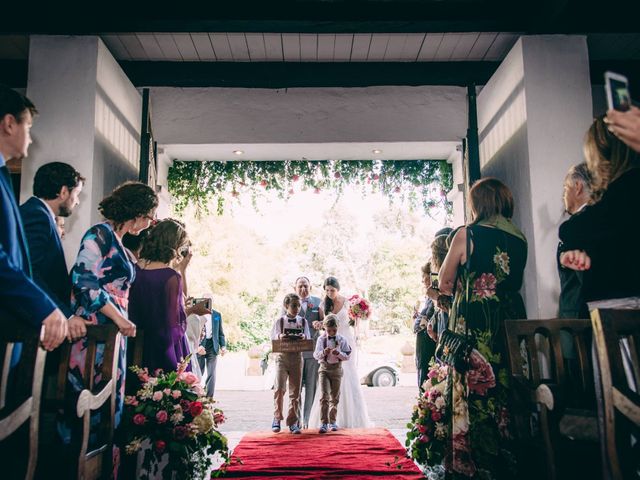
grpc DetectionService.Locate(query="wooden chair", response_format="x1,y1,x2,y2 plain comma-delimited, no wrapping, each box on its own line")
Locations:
591,308,640,480
504,318,599,480
0,324,47,480
55,324,121,480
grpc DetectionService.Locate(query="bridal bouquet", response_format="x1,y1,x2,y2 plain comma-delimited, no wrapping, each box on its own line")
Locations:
120,357,229,480
347,294,371,327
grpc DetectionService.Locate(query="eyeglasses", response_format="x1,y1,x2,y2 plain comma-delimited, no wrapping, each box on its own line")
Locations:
142,214,158,225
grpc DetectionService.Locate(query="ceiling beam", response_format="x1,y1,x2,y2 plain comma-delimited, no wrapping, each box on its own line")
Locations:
1,1,639,34
3,59,639,90
120,61,501,88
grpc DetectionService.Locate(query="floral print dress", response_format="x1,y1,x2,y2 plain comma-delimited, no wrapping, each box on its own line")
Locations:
58,222,135,445
408,223,527,480
446,224,527,479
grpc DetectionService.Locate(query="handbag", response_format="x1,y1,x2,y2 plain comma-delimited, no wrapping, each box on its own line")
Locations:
435,226,476,373
435,329,475,373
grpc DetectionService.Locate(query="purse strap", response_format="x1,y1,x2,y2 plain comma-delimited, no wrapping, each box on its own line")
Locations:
463,226,473,338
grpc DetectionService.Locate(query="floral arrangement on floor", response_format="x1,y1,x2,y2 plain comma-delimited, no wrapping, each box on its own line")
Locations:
406,362,449,469
119,358,229,480
347,294,371,327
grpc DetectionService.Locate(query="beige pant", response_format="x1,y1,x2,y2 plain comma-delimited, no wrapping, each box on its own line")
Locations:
273,352,303,426
318,362,343,425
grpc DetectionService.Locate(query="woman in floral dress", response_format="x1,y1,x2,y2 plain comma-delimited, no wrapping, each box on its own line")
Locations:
58,182,158,450
408,178,527,479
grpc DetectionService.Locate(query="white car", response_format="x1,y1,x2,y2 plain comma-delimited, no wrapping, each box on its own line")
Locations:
358,354,400,387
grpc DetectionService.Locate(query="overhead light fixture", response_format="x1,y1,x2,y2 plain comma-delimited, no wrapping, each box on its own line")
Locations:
233,150,244,155
372,149,383,154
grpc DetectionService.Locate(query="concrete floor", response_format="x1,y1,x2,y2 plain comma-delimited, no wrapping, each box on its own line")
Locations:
215,385,419,451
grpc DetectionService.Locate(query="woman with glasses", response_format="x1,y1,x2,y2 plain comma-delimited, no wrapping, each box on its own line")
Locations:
58,181,158,449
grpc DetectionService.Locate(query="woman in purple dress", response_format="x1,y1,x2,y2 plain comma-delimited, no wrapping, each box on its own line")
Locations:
128,219,192,372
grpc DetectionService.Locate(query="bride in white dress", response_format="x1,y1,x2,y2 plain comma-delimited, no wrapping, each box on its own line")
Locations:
308,276,373,429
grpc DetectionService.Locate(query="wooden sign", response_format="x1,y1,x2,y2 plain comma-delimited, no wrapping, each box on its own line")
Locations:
272,339,315,353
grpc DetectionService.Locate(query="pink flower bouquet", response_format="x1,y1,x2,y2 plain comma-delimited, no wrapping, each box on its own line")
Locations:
119,357,229,479
347,294,371,327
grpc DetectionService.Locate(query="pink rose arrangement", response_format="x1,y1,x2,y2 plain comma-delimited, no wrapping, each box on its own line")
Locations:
407,362,449,466
347,294,371,327
119,357,229,479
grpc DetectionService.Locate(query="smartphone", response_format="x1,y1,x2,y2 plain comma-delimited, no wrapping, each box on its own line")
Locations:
193,298,211,310
605,71,631,112
430,272,439,288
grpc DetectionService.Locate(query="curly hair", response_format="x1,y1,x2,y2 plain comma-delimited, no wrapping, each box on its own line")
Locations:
139,219,188,264
584,115,640,198
99,182,158,227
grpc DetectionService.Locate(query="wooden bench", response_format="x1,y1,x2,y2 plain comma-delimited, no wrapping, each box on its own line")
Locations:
0,324,46,480
591,308,640,480
54,324,121,480
504,318,599,480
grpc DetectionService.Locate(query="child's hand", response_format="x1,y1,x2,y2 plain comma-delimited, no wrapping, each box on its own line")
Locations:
331,348,340,356
323,347,332,356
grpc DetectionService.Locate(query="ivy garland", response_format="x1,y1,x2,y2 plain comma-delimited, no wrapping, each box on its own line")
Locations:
167,159,453,216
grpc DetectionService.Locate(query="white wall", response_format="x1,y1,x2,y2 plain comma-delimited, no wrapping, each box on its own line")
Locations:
24,36,100,263
477,35,593,318
24,36,141,264
150,86,469,144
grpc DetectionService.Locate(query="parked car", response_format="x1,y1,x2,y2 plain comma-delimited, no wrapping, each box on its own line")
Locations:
358,354,400,387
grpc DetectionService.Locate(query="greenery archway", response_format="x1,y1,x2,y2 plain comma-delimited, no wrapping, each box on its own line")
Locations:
167,159,453,215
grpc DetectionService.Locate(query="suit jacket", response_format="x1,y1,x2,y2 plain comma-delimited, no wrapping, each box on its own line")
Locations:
20,197,72,317
0,160,56,327
557,215,588,319
200,309,226,355
559,167,640,302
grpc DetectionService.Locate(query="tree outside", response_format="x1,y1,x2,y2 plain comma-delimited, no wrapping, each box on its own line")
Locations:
178,186,448,354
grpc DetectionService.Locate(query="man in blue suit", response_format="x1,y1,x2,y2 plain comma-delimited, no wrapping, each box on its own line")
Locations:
197,298,226,397
0,85,67,352
20,162,87,340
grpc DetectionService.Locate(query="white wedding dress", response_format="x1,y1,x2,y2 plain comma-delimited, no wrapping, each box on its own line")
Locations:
308,303,373,429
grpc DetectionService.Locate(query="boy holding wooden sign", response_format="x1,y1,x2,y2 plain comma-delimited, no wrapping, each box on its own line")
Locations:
270,293,312,434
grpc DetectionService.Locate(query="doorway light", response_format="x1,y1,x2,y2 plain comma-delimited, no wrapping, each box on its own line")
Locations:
372,149,383,154
233,150,244,155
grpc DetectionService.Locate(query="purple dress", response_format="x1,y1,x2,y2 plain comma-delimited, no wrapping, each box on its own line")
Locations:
128,266,191,373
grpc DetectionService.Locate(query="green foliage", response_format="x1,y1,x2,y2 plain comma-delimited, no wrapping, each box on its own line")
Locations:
167,159,453,216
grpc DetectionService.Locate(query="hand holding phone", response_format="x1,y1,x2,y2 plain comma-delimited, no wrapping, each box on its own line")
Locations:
193,297,212,310
605,71,631,112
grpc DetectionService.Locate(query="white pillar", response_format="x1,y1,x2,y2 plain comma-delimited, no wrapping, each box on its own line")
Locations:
24,36,141,264
477,35,593,318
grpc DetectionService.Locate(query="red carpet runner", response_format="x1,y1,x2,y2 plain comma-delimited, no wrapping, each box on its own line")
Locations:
221,428,424,479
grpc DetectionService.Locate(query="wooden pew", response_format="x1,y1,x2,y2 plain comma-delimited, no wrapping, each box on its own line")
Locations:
0,325,46,480
591,308,640,480
54,324,121,480
504,318,599,480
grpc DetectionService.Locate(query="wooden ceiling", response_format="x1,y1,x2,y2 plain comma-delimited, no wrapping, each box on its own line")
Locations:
1,0,638,88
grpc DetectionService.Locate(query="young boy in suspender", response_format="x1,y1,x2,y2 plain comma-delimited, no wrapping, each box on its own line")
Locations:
313,314,351,433
270,293,311,434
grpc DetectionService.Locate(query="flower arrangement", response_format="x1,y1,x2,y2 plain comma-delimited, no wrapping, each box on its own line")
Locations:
119,358,229,480
167,159,453,216
347,294,371,327
406,362,449,467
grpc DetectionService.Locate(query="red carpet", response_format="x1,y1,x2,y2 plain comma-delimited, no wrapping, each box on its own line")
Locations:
221,428,424,479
